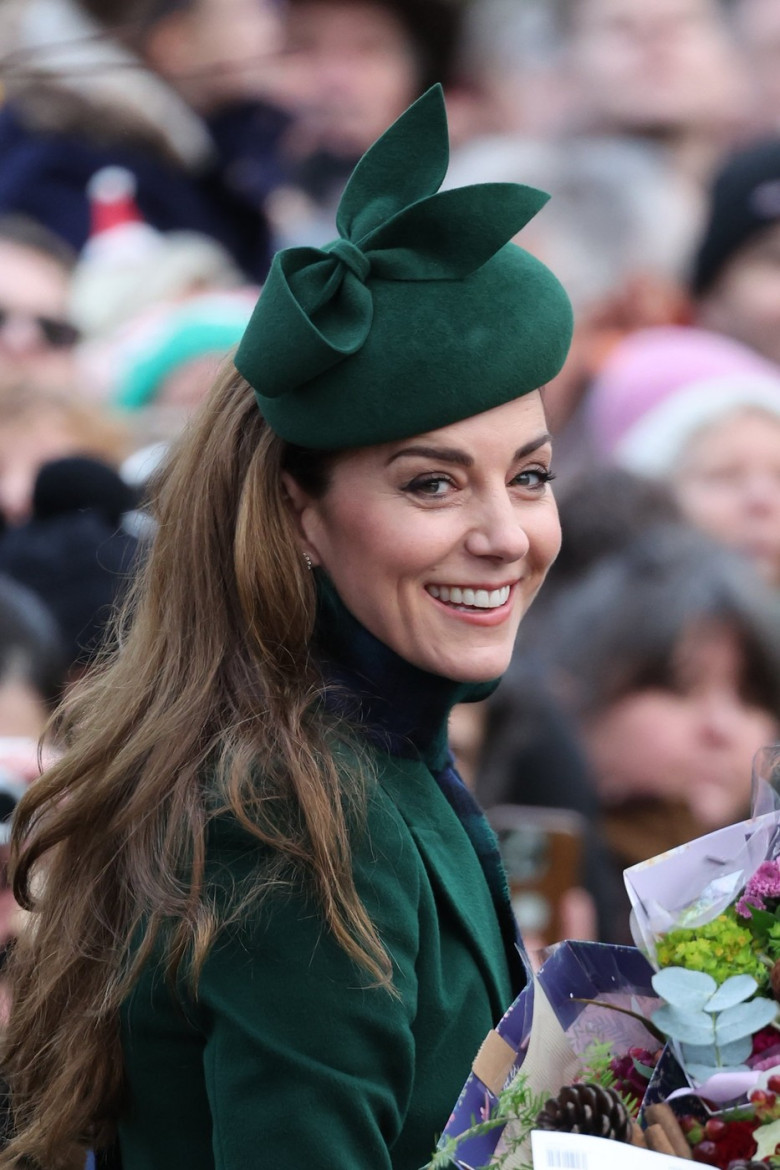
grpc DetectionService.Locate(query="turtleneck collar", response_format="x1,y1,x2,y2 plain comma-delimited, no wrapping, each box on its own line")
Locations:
312,571,501,773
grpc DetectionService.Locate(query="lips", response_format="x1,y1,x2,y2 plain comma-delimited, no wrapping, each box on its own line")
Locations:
426,584,511,609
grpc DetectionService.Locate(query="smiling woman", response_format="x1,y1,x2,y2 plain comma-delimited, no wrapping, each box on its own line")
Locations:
285,397,561,683
1,88,573,1170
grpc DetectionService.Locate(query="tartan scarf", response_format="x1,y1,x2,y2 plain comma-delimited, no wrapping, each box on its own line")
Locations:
314,572,526,994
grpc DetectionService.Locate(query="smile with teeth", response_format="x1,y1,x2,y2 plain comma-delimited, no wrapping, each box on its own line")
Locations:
426,584,511,610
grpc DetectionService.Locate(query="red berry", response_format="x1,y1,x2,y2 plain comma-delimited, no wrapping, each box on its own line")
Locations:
692,1140,718,1164
680,1115,699,1133
750,1088,770,1106
769,1074,780,1093
704,1118,728,1141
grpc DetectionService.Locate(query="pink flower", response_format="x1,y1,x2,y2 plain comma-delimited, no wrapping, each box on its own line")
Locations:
736,861,780,917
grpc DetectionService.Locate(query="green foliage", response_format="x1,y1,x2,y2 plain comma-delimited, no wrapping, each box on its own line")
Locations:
650,966,778,1082
577,1041,639,1115
656,910,769,987
766,919,780,962
425,1073,546,1170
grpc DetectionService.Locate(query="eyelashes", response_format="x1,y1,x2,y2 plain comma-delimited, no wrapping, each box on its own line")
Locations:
401,466,556,498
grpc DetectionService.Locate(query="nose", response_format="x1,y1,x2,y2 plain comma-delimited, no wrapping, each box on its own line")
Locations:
696,688,748,748
464,488,532,563
0,313,43,357
740,469,780,516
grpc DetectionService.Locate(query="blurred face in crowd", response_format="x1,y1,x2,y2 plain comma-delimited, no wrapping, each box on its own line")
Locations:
0,241,78,393
142,0,284,109
564,0,748,136
584,618,778,830
286,393,562,683
674,408,780,587
734,0,780,131
696,223,780,367
273,0,423,154
0,407,89,526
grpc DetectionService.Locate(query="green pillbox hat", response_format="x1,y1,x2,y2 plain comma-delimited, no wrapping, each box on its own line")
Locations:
235,86,573,450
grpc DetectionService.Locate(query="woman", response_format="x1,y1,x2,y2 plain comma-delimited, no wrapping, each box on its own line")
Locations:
0,88,573,1170
539,523,780,941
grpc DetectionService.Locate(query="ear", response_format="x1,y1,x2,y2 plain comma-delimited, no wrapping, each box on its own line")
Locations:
280,471,324,566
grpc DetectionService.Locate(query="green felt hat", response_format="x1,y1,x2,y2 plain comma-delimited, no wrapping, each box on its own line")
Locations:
235,85,573,450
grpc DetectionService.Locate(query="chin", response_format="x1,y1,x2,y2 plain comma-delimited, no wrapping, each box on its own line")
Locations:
430,651,513,684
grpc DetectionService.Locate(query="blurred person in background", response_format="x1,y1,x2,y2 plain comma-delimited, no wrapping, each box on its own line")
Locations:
445,135,699,471
0,383,130,527
692,137,780,368
546,0,750,186
266,0,467,245
587,325,780,588
732,0,780,134
0,215,80,394
0,574,64,1026
540,525,780,942
110,294,252,415
0,456,142,685
0,0,289,281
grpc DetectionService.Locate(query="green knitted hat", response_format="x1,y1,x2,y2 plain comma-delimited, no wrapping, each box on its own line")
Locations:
235,85,573,450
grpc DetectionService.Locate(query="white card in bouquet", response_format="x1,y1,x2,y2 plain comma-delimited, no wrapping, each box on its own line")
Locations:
530,1131,693,1169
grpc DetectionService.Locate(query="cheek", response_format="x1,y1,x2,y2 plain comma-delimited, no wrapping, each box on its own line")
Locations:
530,507,562,571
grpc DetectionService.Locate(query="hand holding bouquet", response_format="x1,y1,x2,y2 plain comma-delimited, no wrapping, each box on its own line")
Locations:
436,746,780,1170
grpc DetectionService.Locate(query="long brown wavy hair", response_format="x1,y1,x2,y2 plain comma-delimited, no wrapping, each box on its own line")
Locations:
0,365,390,1169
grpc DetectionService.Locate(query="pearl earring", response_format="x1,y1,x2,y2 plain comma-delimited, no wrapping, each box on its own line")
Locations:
303,552,313,571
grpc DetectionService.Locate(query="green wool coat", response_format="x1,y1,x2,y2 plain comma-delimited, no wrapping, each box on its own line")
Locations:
118,745,515,1169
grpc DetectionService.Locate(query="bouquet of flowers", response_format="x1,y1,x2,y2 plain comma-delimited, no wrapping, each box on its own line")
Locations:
434,745,780,1170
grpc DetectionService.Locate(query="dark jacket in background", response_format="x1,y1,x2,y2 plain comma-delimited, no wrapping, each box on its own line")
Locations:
0,88,288,282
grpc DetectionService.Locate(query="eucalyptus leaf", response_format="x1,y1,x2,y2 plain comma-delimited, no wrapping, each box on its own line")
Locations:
715,998,778,1045
705,974,759,1012
680,1037,752,1070
681,1042,718,1065
686,1062,750,1083
652,1004,714,1046
715,1036,754,1066
652,967,717,1011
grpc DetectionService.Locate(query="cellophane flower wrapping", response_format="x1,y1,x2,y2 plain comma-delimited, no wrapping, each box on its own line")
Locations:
438,746,780,1170
438,940,662,1168
621,745,780,1166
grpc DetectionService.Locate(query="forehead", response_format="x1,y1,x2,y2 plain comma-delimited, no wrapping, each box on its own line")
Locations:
575,0,718,26
684,406,780,459
0,240,70,308
286,0,413,43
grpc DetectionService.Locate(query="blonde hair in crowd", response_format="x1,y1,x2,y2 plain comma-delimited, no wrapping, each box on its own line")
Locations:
0,366,390,1169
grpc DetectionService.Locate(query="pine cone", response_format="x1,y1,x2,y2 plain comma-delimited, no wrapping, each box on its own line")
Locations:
535,1083,631,1142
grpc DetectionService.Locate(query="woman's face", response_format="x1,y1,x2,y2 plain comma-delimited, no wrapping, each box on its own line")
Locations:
675,408,780,587
285,392,561,682
584,619,779,830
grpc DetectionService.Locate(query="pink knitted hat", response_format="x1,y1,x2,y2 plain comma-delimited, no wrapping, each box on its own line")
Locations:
587,325,780,456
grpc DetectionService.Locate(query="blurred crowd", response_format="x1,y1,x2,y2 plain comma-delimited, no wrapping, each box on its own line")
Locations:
0,0,777,968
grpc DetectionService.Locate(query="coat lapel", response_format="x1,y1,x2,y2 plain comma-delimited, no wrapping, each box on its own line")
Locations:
376,752,513,1019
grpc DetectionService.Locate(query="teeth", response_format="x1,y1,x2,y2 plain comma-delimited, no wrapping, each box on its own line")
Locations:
428,584,511,609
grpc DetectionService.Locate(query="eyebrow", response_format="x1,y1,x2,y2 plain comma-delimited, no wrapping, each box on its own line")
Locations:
387,432,553,467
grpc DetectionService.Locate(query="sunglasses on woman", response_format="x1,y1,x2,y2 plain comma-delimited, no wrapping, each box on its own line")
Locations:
0,306,80,350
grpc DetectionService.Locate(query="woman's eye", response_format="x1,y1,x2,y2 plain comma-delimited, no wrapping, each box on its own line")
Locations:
513,467,556,490
403,474,453,497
